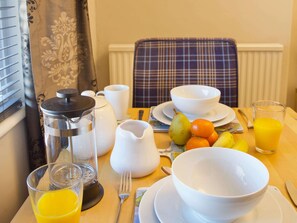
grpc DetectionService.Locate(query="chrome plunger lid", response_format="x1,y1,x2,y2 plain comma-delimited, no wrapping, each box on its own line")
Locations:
41,88,95,118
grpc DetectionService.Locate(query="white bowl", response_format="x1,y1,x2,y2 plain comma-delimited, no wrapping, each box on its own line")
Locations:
170,85,221,116
172,148,269,223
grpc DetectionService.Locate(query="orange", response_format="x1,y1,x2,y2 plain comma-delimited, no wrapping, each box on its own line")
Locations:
207,130,219,146
185,136,210,150
191,119,214,138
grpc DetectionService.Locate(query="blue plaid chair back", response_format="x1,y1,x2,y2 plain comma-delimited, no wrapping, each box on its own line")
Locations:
133,38,238,108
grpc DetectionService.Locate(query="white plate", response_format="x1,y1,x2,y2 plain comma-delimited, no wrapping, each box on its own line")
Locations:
139,177,170,223
269,186,297,223
152,102,236,127
212,109,236,127
154,177,283,223
139,176,297,223
163,102,229,122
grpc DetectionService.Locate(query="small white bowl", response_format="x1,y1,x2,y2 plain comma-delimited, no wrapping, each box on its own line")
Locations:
172,148,269,223
170,85,221,116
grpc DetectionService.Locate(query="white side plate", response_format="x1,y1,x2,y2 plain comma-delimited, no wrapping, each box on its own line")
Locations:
152,102,236,127
163,102,229,122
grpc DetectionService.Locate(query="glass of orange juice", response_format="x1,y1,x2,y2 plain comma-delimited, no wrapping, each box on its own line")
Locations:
252,100,286,154
27,163,83,223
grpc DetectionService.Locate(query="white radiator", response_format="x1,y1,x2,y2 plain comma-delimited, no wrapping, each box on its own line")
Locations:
108,43,284,107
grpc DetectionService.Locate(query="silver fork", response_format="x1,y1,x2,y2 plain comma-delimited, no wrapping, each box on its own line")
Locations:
115,171,132,223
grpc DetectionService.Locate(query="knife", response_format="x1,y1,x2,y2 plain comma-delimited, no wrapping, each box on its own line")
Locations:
285,180,297,206
138,109,144,120
238,109,254,129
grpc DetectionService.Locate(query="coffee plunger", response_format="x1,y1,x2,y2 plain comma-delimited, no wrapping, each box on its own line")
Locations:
40,88,104,210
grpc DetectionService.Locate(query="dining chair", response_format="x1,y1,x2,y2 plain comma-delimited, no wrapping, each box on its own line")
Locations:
132,38,238,108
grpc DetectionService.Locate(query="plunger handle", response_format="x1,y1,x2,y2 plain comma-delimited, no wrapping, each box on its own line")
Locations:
56,88,78,103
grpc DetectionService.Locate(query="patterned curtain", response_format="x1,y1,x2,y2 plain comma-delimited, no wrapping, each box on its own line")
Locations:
21,0,97,170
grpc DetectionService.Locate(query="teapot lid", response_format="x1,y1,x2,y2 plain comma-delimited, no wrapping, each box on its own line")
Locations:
41,88,95,118
94,95,108,108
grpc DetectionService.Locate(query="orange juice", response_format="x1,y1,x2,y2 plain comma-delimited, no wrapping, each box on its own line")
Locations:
254,117,283,153
34,189,81,223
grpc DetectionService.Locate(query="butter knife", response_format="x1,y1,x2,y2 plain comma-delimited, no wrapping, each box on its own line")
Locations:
285,180,297,206
138,109,144,120
238,109,254,129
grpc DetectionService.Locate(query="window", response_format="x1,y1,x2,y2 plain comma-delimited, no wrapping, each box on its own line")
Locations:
0,0,24,123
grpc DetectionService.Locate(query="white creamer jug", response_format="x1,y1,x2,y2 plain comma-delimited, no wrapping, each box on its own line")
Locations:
81,90,117,156
110,120,160,178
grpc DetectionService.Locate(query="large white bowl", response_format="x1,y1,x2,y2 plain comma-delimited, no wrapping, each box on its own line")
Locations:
172,148,269,223
170,85,221,116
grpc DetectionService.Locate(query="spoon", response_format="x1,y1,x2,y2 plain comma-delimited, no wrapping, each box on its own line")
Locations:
161,166,172,175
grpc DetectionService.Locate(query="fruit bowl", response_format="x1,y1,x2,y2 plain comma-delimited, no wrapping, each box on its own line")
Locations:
172,148,269,223
170,85,221,116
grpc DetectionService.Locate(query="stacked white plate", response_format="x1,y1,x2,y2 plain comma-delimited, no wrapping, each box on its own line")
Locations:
139,176,297,223
152,101,236,127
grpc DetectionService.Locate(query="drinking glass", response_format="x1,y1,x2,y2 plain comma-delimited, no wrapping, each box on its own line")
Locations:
27,163,83,223
252,100,286,154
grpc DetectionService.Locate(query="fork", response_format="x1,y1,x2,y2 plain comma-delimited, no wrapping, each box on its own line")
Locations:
115,171,132,223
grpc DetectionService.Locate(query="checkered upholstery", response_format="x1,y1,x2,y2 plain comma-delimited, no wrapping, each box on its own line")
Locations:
133,38,238,108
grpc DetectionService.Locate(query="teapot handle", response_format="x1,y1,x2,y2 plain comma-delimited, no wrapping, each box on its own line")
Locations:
81,90,95,97
96,91,105,96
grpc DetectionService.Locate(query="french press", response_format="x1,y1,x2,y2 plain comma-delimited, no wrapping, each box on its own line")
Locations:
40,88,104,210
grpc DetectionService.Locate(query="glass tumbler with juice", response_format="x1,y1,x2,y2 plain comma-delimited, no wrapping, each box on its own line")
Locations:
27,163,83,223
252,100,285,154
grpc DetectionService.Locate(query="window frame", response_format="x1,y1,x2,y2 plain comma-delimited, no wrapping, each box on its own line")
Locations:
0,0,25,138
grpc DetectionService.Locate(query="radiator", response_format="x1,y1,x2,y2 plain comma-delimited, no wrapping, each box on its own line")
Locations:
109,43,284,107
109,44,135,106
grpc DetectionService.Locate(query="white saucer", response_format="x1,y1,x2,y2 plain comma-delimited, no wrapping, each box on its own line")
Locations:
152,102,236,127
163,102,229,122
139,176,297,223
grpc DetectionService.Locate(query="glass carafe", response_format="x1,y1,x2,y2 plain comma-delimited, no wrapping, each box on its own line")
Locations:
41,88,104,210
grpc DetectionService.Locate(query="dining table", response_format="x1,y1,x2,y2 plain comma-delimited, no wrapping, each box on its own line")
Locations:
11,107,297,223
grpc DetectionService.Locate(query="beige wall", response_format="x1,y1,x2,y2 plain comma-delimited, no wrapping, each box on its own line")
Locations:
0,119,29,222
289,1,297,109
89,0,296,108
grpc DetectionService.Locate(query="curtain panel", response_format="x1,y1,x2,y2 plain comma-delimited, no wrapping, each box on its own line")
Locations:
22,0,97,170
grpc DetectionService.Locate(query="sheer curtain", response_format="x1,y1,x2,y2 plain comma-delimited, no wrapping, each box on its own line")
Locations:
22,0,97,170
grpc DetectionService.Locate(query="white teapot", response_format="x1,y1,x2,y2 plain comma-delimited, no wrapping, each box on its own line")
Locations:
110,120,160,178
81,90,117,156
